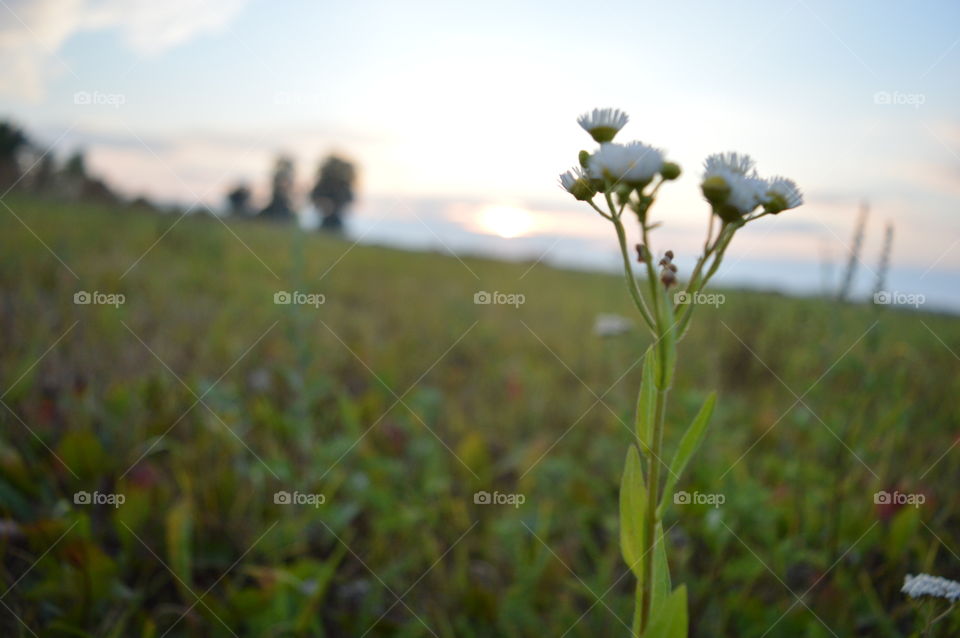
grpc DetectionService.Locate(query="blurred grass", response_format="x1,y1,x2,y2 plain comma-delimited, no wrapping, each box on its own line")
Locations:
1,194,959,637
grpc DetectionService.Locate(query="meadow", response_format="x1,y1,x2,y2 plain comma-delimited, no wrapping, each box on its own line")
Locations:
1,194,958,637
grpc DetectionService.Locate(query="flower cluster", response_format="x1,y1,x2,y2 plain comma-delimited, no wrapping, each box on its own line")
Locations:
559,107,803,226
902,573,960,602
559,108,683,222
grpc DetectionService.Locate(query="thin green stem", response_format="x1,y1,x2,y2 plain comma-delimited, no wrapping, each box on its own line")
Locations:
637,217,674,633
612,215,656,332
586,199,613,221
676,222,737,339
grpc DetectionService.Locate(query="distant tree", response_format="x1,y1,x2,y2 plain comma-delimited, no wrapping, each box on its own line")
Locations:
259,155,296,220
31,152,56,193
0,121,29,189
310,155,356,232
226,183,253,216
64,150,86,178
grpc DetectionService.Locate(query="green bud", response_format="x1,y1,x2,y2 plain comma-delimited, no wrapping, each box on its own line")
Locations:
660,161,681,181
578,150,591,169
701,175,730,207
588,127,618,143
763,193,788,215
570,178,596,202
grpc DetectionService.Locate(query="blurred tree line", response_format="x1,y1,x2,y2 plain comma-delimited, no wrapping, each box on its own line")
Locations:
1,118,357,233
0,121,116,204
227,153,357,232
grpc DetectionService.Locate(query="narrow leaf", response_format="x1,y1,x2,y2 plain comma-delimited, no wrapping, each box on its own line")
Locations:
636,349,657,454
651,523,672,614
643,585,688,638
619,445,646,578
662,392,716,505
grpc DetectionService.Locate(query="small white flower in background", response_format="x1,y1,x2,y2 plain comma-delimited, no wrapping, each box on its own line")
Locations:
764,176,804,214
588,142,665,186
577,108,629,143
593,313,632,337
902,573,960,602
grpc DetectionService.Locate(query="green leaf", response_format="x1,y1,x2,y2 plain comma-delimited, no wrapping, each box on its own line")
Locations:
661,392,716,509
651,523,672,614
643,585,688,638
620,445,646,577
636,349,657,454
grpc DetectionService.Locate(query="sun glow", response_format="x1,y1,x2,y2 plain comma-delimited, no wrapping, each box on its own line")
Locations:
476,205,536,238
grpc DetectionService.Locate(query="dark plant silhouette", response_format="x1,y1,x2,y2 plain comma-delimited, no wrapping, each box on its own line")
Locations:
837,201,868,302
226,183,253,216
310,155,356,232
259,155,296,220
0,120,28,189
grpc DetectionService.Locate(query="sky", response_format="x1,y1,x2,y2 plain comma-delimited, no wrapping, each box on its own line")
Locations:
1,0,959,307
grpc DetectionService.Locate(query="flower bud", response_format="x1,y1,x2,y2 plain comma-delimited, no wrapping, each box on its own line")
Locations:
701,175,730,207
579,150,591,169
660,161,681,181
569,180,595,201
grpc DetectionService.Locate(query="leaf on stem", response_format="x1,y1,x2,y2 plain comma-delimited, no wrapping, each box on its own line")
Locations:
620,445,646,577
652,523,672,614
636,349,657,455
661,392,717,508
643,585,688,638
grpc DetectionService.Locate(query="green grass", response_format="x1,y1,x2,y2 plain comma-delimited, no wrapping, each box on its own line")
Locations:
1,194,959,637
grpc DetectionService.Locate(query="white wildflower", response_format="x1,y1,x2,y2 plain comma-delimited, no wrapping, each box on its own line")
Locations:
902,573,960,602
558,166,594,201
764,176,803,213
587,142,665,186
577,108,629,143
559,166,585,192
704,152,756,176
701,152,767,218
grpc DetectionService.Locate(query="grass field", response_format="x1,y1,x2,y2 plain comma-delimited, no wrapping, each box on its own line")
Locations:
1,194,959,637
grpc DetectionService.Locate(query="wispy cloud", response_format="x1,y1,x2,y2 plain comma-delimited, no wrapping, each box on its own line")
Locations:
0,0,249,100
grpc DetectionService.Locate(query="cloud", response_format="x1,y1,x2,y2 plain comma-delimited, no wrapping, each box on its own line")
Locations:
0,0,249,100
